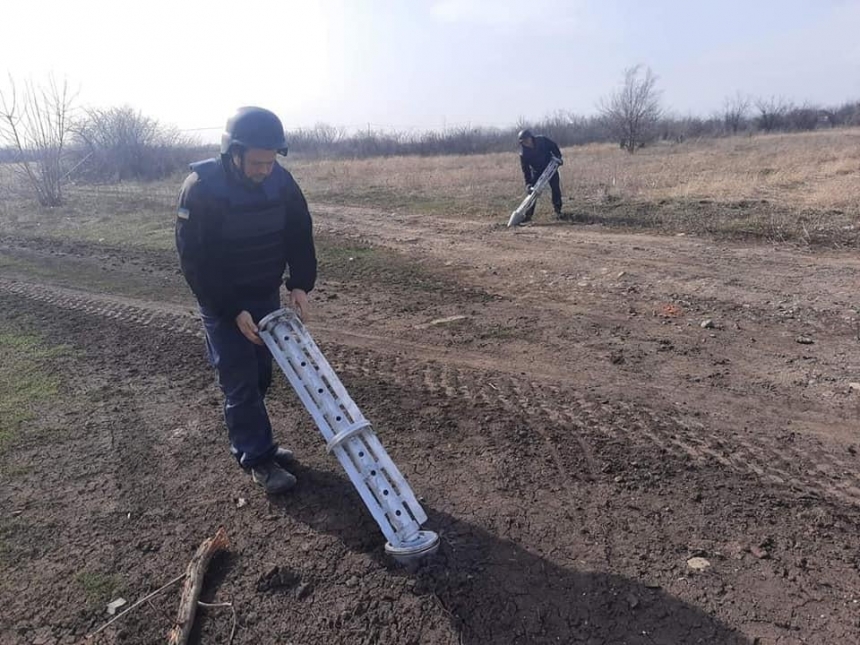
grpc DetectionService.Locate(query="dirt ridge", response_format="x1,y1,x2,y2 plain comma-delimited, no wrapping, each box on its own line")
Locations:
3,277,858,509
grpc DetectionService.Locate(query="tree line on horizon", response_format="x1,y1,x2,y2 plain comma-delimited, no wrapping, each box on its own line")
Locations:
1,68,858,206
285,66,859,158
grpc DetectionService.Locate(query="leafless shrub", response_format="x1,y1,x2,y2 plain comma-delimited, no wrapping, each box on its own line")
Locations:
723,92,750,135
831,101,860,126
0,76,75,206
784,103,822,131
71,106,199,182
661,114,723,142
280,94,859,160
284,114,608,159
755,96,792,133
599,65,663,153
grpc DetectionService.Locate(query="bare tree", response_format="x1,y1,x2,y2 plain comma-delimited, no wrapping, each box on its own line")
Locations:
0,76,75,206
311,123,345,147
754,96,792,133
722,92,750,135
599,65,662,153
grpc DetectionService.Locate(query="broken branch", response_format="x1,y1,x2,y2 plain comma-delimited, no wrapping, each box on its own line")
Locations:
167,527,230,645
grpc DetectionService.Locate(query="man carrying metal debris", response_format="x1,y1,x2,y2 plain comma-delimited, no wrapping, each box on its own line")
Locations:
518,129,563,221
175,106,317,495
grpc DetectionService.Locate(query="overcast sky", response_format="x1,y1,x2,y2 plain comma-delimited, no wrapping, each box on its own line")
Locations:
3,0,859,139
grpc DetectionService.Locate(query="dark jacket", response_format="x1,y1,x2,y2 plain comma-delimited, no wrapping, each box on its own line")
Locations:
175,157,317,319
519,135,562,185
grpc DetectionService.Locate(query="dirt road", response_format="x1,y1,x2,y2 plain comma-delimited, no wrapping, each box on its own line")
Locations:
1,204,859,644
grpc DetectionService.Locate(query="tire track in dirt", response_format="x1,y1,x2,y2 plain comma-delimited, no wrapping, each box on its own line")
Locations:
2,276,858,507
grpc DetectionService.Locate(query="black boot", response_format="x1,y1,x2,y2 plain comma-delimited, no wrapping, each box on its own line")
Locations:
273,446,295,467
250,460,297,494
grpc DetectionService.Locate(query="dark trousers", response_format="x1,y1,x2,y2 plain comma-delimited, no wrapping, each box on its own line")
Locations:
525,172,562,221
200,294,281,468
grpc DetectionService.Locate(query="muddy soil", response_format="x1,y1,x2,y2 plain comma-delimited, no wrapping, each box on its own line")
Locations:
1,202,860,644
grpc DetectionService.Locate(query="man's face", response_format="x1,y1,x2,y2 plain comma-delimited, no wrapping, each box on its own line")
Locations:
519,136,535,149
234,148,277,184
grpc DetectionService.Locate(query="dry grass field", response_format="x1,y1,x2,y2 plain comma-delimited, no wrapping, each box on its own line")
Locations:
290,129,860,243
295,129,860,211
2,128,858,246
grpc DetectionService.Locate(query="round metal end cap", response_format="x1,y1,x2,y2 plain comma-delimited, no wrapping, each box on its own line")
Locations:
385,531,440,565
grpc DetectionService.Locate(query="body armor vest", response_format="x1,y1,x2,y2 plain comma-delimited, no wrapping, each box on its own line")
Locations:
191,158,291,299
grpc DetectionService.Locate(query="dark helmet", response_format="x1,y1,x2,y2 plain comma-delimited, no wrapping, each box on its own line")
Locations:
221,107,289,156
517,129,534,142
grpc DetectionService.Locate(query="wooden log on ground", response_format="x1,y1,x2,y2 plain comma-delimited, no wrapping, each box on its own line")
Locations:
167,527,230,645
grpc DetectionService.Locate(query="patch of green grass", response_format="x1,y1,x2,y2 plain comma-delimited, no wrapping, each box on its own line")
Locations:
0,252,80,282
0,249,184,303
75,571,122,605
1,463,30,477
316,233,493,302
477,323,521,340
306,186,474,216
0,254,26,271
33,205,174,251
0,189,176,252
0,525,7,562
317,241,376,263
0,518,27,567
0,332,67,452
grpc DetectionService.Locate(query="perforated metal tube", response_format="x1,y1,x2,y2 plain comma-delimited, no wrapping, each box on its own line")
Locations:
507,156,562,227
259,309,438,559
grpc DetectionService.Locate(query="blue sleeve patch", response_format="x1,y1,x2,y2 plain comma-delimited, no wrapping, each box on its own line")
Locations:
177,207,190,220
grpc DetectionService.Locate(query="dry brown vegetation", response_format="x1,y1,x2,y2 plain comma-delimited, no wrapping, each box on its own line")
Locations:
2,128,859,246
288,128,860,244
291,129,860,212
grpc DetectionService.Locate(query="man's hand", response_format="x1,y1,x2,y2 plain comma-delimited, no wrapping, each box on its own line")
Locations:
235,310,263,345
289,289,310,321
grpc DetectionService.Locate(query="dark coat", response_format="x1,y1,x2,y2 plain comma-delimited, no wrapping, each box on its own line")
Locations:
519,135,562,184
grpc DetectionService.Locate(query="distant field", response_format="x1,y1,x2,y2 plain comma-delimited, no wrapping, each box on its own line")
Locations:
1,128,859,245
291,129,860,209
289,129,860,243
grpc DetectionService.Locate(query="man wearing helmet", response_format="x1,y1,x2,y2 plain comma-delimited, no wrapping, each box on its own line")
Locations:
517,129,564,222
176,107,317,495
